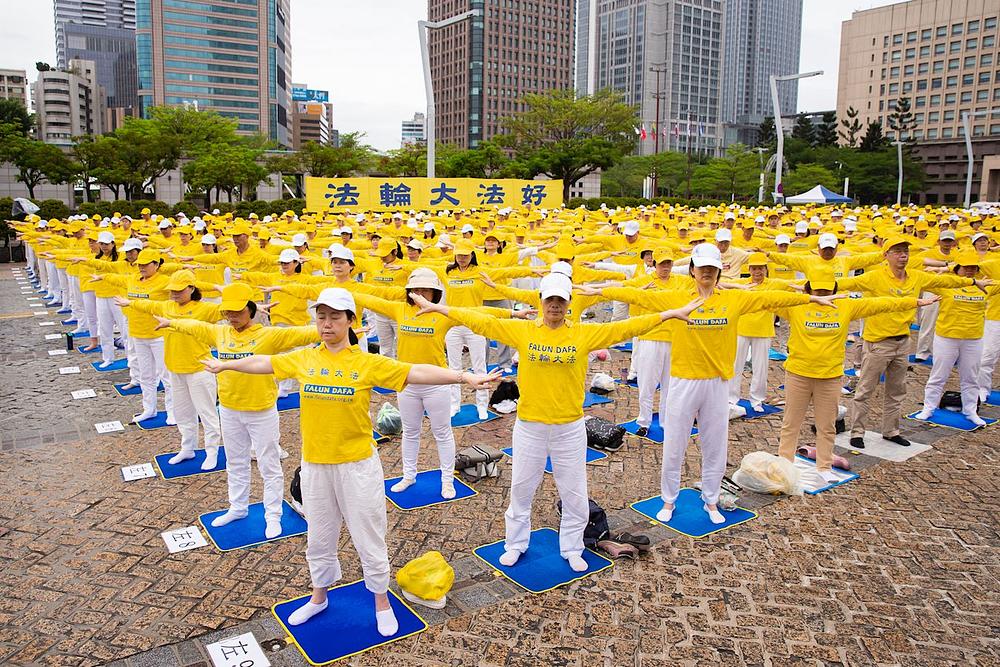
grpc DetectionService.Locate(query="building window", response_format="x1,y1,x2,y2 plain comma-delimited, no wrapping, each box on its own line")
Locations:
942,127,953,138
893,33,902,44
968,19,980,33
945,93,956,104
903,81,913,93
904,65,914,76
943,110,955,121
890,66,900,77
907,31,917,43
966,38,978,49
952,23,963,35
965,56,976,68
915,96,926,107
990,123,1000,135
933,60,944,72
928,111,940,122
892,50,901,61
963,74,974,85
905,48,915,59
950,41,961,53
949,58,959,70
931,77,942,89
927,128,938,139
921,28,932,41
934,43,945,55
947,76,957,87
930,94,941,105
960,91,972,103
985,35,996,47
982,54,994,66
920,45,930,57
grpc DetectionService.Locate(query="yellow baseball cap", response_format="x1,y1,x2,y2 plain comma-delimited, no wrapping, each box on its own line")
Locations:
375,238,397,257
135,249,161,265
747,252,769,266
653,247,674,264
808,266,837,291
165,269,196,291
881,235,912,254
453,239,476,256
220,283,255,311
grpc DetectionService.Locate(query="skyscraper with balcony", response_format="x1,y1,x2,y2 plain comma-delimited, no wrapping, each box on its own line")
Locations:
135,0,293,146
34,59,106,144
428,0,575,148
55,0,137,69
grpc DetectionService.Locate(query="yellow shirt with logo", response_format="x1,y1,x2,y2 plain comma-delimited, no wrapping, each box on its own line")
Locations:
927,283,1000,339
271,345,412,464
239,271,312,326
102,272,172,338
730,278,796,338
128,300,222,373
167,321,319,410
769,251,883,279
604,274,694,342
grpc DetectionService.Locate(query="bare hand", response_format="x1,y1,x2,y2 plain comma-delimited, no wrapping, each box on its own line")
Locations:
974,278,995,291
810,294,845,308
257,301,277,311
113,296,130,308
260,285,282,294
478,273,496,288
410,292,442,316
463,369,503,389
88,273,103,282
199,357,226,374
512,308,537,320
152,315,172,330
574,285,601,296
664,296,705,322
916,294,942,307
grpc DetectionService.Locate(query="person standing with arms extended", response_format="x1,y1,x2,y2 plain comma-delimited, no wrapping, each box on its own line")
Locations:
410,274,702,571
200,287,498,635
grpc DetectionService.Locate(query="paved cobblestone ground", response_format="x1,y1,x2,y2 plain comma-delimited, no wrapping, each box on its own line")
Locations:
1,263,998,667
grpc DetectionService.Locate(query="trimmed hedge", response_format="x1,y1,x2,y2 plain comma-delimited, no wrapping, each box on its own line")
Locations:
74,198,308,219
567,196,738,210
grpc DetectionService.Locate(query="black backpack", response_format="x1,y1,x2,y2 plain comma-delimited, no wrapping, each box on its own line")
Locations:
489,379,520,406
557,498,610,548
290,466,302,503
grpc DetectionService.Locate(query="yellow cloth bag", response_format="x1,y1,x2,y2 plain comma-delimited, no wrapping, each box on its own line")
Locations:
395,551,455,601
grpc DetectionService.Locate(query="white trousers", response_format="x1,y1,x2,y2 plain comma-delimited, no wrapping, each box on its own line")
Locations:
57,268,70,309
445,326,488,412
922,335,983,417
978,319,1000,401
373,313,398,359
218,405,283,522
68,275,85,323
170,370,221,453
45,261,61,298
301,454,390,593
133,337,173,417
915,294,939,358
635,340,671,429
506,418,588,559
96,296,127,365
81,290,98,337
661,377,730,506
728,335,770,406
397,383,456,480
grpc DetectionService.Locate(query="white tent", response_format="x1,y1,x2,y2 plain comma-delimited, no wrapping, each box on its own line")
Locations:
784,185,852,204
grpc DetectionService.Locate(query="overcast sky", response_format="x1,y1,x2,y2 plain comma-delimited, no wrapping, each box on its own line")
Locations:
0,0,900,151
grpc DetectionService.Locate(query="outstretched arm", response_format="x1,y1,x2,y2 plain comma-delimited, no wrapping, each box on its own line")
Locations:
201,355,274,375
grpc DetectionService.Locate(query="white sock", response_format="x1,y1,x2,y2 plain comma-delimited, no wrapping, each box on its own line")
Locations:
278,447,289,460
165,413,176,426
132,411,156,423
168,450,195,465
915,408,934,420
265,519,282,539
450,405,460,417
201,449,219,471
390,477,415,493
656,505,673,523
704,505,725,524
477,407,489,420
498,549,520,567
567,555,588,572
440,480,456,500
211,509,247,527
99,361,113,369
375,607,398,637
288,599,327,626
967,413,986,426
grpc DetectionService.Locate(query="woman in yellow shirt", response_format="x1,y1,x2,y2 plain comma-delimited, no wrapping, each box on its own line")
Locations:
199,287,497,635
116,270,224,470
915,251,1000,426
411,274,700,572
774,267,930,481
363,239,408,358
74,236,143,369
154,283,320,542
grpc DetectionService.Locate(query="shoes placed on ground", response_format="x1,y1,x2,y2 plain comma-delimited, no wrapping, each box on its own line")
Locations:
848,436,866,449
635,426,649,438
883,434,910,447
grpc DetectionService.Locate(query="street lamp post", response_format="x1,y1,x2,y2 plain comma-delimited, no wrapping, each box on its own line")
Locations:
769,70,823,203
962,108,1000,207
754,146,768,203
892,139,905,205
419,9,480,179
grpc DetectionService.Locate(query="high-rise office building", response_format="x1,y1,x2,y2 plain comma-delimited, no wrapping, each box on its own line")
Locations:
428,0,575,148
33,59,106,144
837,0,1000,203
135,0,294,146
401,112,426,146
55,0,136,69
720,0,802,147
0,69,29,106
290,84,334,148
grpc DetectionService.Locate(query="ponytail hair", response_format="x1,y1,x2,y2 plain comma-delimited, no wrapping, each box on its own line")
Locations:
190,287,203,301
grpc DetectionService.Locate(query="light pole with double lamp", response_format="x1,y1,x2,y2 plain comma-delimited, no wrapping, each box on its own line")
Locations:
418,9,482,179
962,108,1000,207
891,139,906,205
768,70,823,203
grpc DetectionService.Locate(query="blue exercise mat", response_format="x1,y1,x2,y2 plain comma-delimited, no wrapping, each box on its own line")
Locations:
272,581,426,665
844,368,884,382
614,377,638,388
583,392,613,408
910,322,920,331
373,386,396,395
91,359,128,372
735,399,783,419
619,414,697,444
474,527,613,594
611,341,632,352
631,488,757,539
154,447,227,479
906,408,996,432
135,411,172,430
501,446,607,474
200,501,307,551
907,354,934,366
276,392,300,411
489,340,498,349
384,470,476,510
114,381,163,396
794,455,860,495
486,363,517,377
71,329,91,338
451,404,500,428
78,345,101,354
61,318,77,326
768,348,787,361
985,390,1000,407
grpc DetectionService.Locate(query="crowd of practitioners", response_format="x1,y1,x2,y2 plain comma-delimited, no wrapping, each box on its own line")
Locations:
16,201,999,632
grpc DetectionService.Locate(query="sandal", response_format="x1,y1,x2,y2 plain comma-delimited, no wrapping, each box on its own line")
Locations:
597,540,638,559
611,532,651,552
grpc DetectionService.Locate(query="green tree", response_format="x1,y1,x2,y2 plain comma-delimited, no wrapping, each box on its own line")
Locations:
495,88,637,200
781,163,839,197
757,116,777,148
791,114,816,146
296,132,376,177
645,151,689,197
839,106,863,147
887,97,917,141
814,111,839,147
859,120,888,152
600,155,647,197
108,118,179,199
440,141,512,178
0,99,33,137
183,144,268,206
4,137,77,198
689,143,760,200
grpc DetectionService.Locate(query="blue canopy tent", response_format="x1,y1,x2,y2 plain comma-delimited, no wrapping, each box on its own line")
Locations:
784,185,853,204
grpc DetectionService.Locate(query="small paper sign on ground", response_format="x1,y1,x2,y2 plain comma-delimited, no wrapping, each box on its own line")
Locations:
94,420,124,434
39,321,56,326
121,463,156,481
44,333,62,340
33,311,48,315
72,389,97,399
48,349,68,356
162,526,208,554
206,632,271,667
59,366,81,374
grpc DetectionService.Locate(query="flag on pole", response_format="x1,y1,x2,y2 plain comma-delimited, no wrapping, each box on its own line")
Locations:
651,121,657,136
672,123,680,138
698,122,706,137
662,125,668,138
686,118,692,135
640,124,647,140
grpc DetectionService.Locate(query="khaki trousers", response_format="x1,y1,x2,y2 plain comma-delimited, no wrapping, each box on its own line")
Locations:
778,372,843,472
849,336,909,438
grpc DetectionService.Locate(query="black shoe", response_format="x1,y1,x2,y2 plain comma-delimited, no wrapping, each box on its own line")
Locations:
636,427,649,438
913,356,928,363
849,436,866,449
883,434,910,447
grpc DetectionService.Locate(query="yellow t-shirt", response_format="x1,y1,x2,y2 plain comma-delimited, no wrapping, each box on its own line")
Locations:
731,278,795,338
487,282,601,323
605,273,694,342
128,300,222,373
103,272,172,338
446,308,665,424
271,345,411,464
168,321,320,410
928,284,1000,339
240,271,312,326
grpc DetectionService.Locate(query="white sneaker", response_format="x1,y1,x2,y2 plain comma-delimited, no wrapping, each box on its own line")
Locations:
914,409,934,420
375,607,398,637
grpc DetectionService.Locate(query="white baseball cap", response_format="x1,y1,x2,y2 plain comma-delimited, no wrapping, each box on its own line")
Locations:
311,287,356,313
291,233,308,246
550,261,573,279
423,222,435,232
97,231,115,244
774,233,791,245
539,273,572,301
338,226,354,236
794,221,808,234
622,220,640,236
715,229,733,242
200,234,217,245
159,220,173,229
122,238,143,252
354,213,366,222
193,220,206,231
938,230,956,241
278,248,300,263
844,219,858,231
971,232,988,244
691,243,723,270
754,215,765,223
461,224,476,234
407,239,424,251
326,243,354,262
724,211,736,220
818,233,839,249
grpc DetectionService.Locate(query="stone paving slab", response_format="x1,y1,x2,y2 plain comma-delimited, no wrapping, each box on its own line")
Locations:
1,263,999,666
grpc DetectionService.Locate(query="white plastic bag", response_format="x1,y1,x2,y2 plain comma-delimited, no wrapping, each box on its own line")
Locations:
376,403,402,435
590,372,616,393
731,451,803,496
